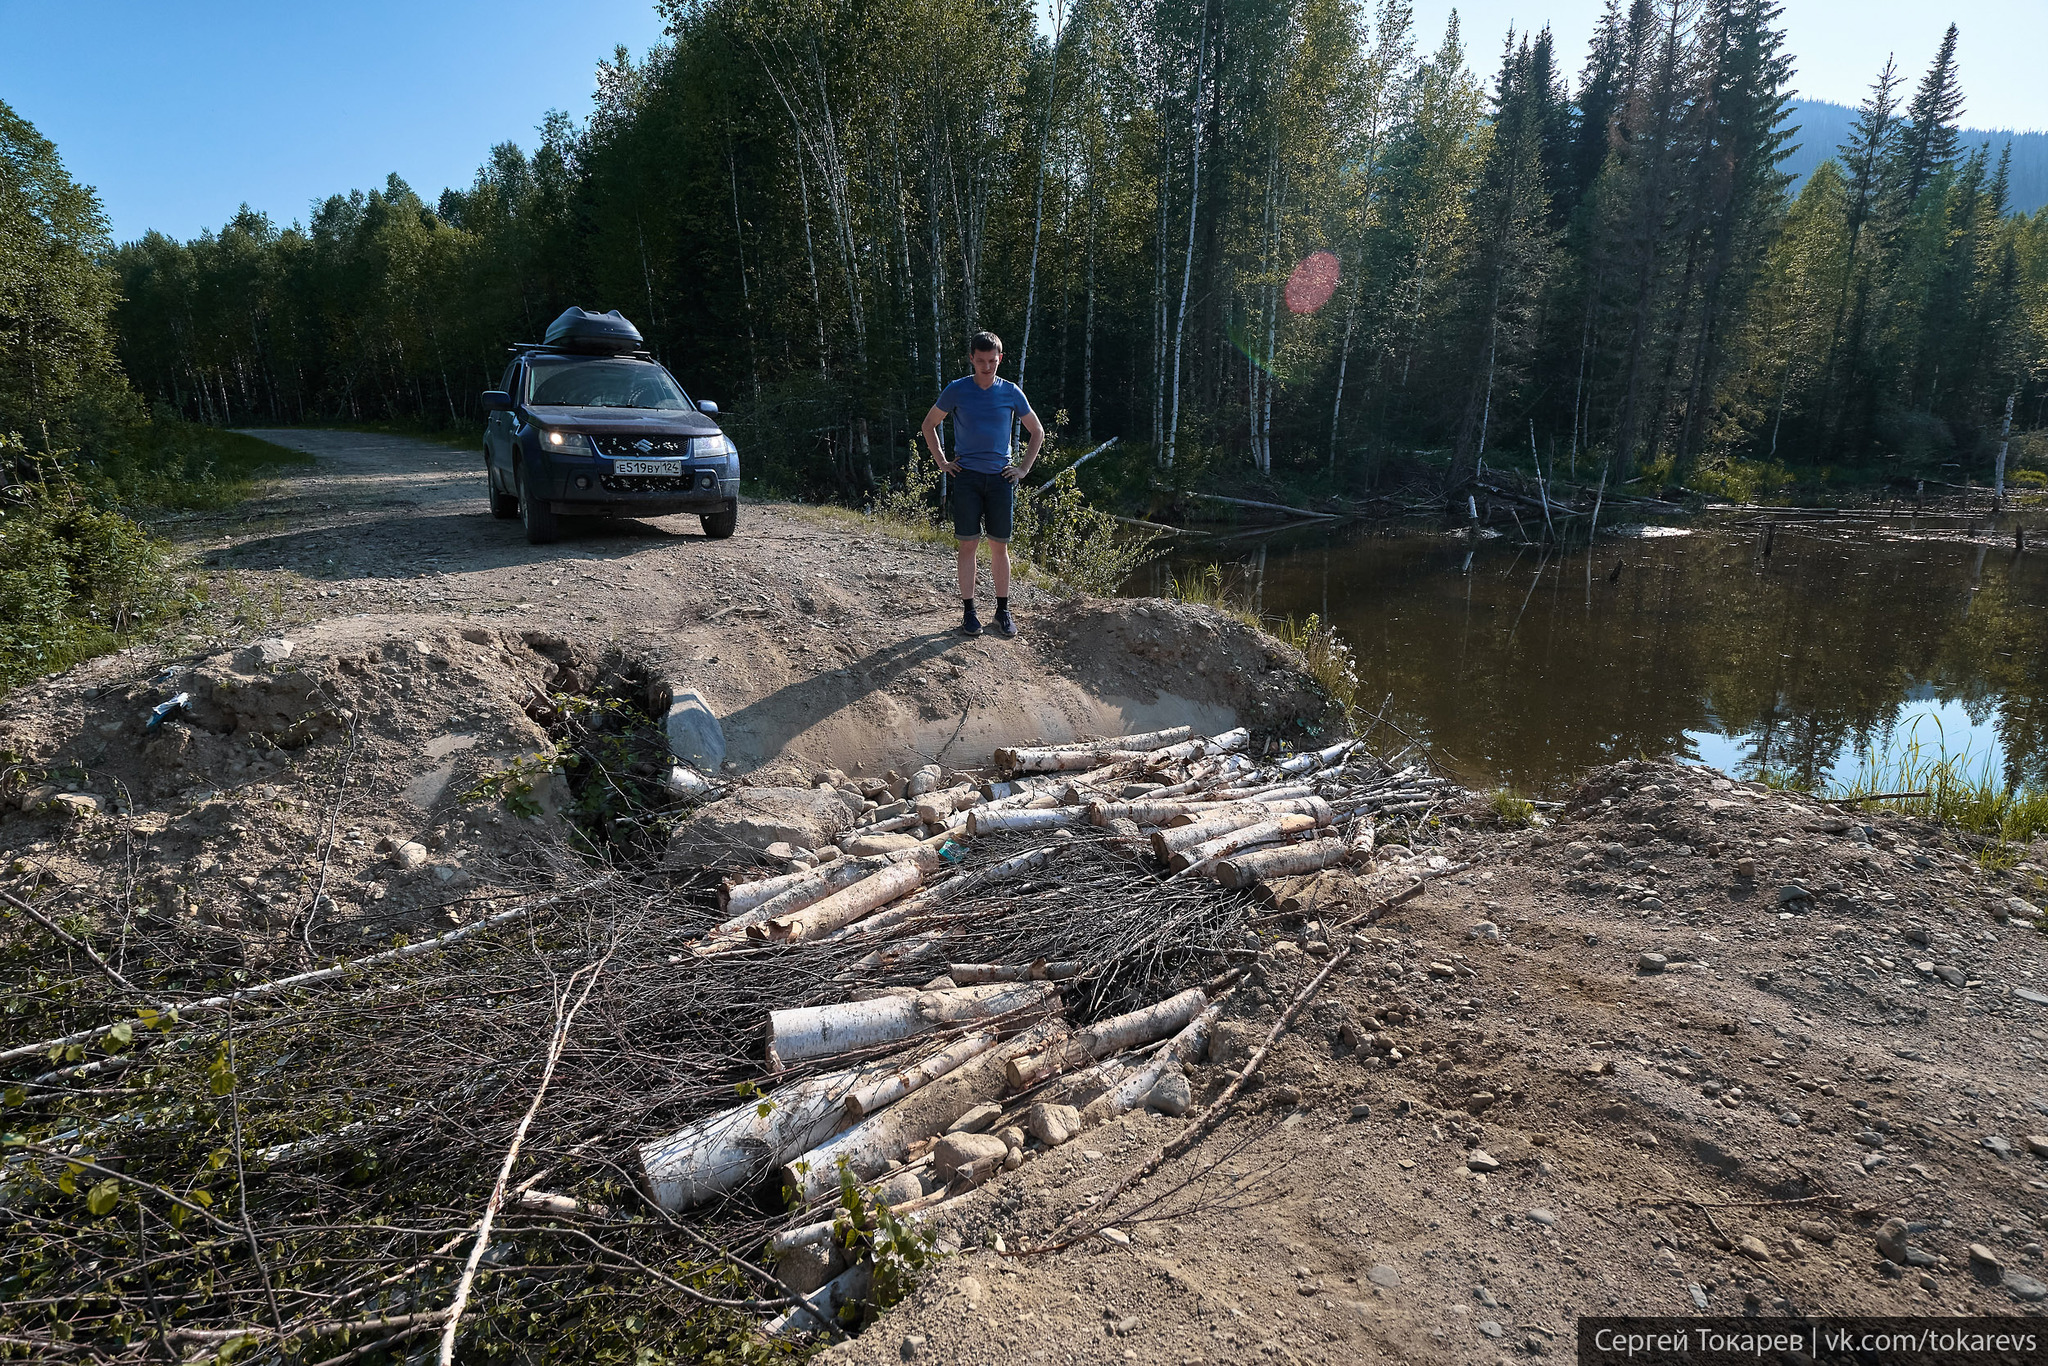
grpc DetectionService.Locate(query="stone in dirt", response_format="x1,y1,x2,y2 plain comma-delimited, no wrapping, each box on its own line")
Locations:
2024,1135,2048,1159
389,841,428,870
668,786,856,856
1146,1065,1193,1117
1737,1235,1772,1261
1027,1102,1083,1147
1466,1150,1500,1173
2007,1272,2048,1302
947,1103,1004,1134
1368,1265,1401,1288
933,1132,1007,1179
1637,952,1668,974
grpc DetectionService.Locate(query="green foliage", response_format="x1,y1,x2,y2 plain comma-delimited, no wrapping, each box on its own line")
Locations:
1487,787,1536,825
1827,718,2048,852
1272,612,1360,715
831,1162,939,1326
0,452,194,689
1012,464,1163,596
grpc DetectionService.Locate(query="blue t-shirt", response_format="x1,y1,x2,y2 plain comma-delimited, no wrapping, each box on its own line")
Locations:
937,376,1033,474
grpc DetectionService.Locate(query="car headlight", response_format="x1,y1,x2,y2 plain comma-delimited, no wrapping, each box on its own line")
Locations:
543,429,592,453
691,434,737,461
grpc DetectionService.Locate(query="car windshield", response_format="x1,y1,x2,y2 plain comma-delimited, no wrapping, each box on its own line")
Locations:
526,357,691,411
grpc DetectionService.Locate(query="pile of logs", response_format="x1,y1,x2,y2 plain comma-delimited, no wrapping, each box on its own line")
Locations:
638,723,1466,1334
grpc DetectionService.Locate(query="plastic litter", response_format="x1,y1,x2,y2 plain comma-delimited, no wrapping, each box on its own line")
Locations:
666,765,715,799
145,693,191,730
939,840,970,864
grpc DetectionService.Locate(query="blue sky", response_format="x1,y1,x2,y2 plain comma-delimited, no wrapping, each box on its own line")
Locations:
2,0,2041,245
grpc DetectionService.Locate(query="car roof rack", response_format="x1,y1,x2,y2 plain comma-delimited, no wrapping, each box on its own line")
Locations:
505,343,659,361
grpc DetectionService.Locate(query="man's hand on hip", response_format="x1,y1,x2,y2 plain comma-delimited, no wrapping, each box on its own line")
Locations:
938,457,962,475
1002,464,1029,484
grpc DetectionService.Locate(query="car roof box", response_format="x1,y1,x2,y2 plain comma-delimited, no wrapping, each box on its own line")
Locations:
543,307,643,355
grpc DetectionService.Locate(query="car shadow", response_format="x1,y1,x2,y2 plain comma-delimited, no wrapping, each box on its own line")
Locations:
208,509,720,577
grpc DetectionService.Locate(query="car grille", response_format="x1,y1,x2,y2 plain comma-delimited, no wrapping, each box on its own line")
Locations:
600,470,724,494
590,434,691,458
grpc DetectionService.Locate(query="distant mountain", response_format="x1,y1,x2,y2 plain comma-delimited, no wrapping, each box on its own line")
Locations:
1782,99,2048,215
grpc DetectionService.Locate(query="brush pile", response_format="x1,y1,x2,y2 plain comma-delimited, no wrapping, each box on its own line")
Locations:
0,722,1467,1360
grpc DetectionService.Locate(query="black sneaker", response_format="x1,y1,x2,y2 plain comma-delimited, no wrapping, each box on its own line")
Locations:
960,604,983,637
993,607,1018,638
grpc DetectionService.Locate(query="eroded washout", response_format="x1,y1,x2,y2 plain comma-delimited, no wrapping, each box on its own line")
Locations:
7,443,2048,1362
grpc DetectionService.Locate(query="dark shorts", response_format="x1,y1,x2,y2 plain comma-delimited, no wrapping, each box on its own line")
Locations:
950,468,1015,541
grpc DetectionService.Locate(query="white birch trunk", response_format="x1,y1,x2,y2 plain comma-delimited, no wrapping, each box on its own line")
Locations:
1151,809,1272,859
635,1061,880,1211
1216,838,1350,888
841,1029,1000,1118
1169,814,1317,873
966,805,1086,836
769,982,1056,1068
757,861,927,943
1080,1001,1223,1125
782,1019,1061,1204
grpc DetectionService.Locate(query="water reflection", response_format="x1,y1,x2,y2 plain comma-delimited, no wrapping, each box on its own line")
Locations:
1126,518,2048,797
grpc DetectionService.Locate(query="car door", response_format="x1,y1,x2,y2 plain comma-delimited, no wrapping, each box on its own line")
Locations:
486,360,520,487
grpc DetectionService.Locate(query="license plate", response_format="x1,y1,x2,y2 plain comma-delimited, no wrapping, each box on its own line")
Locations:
612,459,684,476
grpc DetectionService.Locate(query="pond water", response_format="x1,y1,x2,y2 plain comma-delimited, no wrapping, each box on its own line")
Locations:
1124,513,2048,799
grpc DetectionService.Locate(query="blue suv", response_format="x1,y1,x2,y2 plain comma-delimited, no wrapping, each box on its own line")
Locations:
480,308,740,544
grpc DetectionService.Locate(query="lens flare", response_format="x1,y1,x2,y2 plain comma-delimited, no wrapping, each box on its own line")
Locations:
1284,250,1341,315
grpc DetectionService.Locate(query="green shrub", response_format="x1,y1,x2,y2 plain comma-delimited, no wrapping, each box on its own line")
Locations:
0,485,187,687
1012,463,1163,596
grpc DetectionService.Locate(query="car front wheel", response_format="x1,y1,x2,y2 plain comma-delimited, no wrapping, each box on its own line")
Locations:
518,463,559,545
700,500,738,540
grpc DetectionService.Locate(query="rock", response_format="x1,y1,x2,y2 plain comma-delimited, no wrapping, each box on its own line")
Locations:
1640,897,1665,914
1933,964,1966,987
906,764,942,797
1473,1286,1497,1308
1368,1264,1401,1288
1527,1209,1556,1227
668,786,855,857
662,685,725,771
1146,1066,1193,1117
2006,1271,2048,1302
1427,961,1456,978
1637,952,1668,974
1778,1110,1803,1126
239,636,295,667
873,1170,923,1208
1026,1102,1082,1148
1875,1218,1941,1268
1736,1235,1772,1262
1970,1244,2007,1277
1734,858,1757,879
1479,1320,1503,1339
2009,896,2042,922
1797,1220,1837,1245
1984,1135,2014,1158
763,841,798,862
1854,1129,1886,1148
1777,884,1810,905
995,1125,1026,1150
1466,1150,1500,1173
389,841,429,870
900,1333,927,1361
48,792,100,820
932,1132,1008,1181
1100,1229,1132,1248
947,1103,1004,1135
1689,1285,1710,1310
1208,1021,1256,1068
1903,927,1932,947
2024,1135,2048,1159
1468,921,1501,941
1349,1103,1373,1122
1108,1314,1141,1334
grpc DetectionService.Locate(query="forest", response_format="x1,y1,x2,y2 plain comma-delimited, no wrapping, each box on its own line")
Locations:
20,0,2048,502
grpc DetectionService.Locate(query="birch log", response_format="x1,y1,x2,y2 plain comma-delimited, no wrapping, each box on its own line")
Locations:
1277,739,1358,774
756,861,925,942
1085,798,1211,828
1150,810,1272,859
634,1062,878,1210
998,748,1148,774
915,785,982,824
1216,838,1350,888
782,1020,1061,1204
840,1030,999,1118
994,727,1191,771
1169,814,1317,873
1081,1001,1224,1125
768,982,1056,1067
1003,987,1208,1088
967,805,1086,835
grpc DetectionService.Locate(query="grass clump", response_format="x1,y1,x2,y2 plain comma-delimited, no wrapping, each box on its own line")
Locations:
1828,720,2048,853
1488,787,1537,825
1274,612,1360,715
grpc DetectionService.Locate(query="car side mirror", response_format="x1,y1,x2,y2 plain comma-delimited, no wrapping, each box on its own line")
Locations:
481,390,513,412
697,399,719,416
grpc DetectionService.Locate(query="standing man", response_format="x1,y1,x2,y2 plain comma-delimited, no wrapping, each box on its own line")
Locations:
920,331,1043,637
